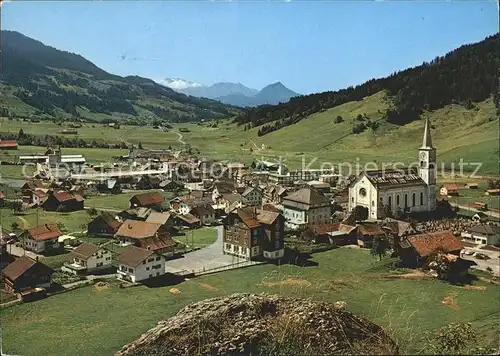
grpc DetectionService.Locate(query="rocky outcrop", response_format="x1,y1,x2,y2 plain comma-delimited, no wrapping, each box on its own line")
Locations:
116,293,398,356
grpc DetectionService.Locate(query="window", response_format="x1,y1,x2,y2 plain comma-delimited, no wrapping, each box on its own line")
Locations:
420,192,423,205
146,267,150,271
96,262,103,267
106,257,111,261
388,196,392,209
371,200,375,207
143,260,146,264
404,194,408,208
359,188,367,197
412,193,416,207
156,256,161,261
147,258,154,262
351,197,354,203
396,195,400,206
128,268,134,273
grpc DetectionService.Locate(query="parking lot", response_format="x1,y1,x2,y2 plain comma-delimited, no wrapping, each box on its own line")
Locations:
461,245,500,276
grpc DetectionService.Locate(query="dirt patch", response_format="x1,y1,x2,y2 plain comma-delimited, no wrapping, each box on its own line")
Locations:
259,277,312,288
442,294,460,311
370,271,428,280
463,285,487,291
94,282,109,291
169,288,181,295
199,283,218,292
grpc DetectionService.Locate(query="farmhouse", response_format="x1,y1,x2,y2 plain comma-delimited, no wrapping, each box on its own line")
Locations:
41,191,84,212
439,184,459,196
88,212,122,236
20,224,62,254
116,246,166,283
174,213,201,229
189,204,216,225
0,140,18,150
117,207,152,222
114,220,176,255
464,183,479,189
349,119,437,219
62,243,113,275
282,187,331,229
2,256,53,293
461,224,500,245
129,192,165,209
145,212,175,229
485,189,500,196
241,187,263,207
223,207,285,260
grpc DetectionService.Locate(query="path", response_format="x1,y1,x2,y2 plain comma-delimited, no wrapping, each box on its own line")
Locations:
176,132,186,145
84,206,121,213
455,204,500,219
16,216,29,229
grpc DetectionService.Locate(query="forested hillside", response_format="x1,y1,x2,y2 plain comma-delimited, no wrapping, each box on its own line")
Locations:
0,31,241,123
234,34,499,135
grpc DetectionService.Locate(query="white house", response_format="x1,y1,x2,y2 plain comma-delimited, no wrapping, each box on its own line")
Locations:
282,187,331,229
62,243,112,275
190,204,216,225
21,224,62,254
116,246,166,283
348,118,437,219
241,187,262,207
461,225,500,245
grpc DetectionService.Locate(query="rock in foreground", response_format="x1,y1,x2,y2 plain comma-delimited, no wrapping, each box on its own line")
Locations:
116,293,398,356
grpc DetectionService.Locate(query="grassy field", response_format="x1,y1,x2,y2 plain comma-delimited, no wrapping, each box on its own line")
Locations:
84,190,176,211
1,248,498,356
175,227,218,248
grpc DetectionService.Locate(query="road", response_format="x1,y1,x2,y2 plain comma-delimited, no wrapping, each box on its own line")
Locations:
7,244,41,259
455,204,500,218
166,225,259,275
461,245,500,276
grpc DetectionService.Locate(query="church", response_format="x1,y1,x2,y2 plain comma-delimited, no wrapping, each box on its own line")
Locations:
348,118,437,220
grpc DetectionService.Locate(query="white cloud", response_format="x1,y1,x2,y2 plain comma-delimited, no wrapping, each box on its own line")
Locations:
160,78,203,90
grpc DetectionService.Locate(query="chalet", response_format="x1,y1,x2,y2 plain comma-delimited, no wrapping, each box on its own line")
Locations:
439,184,459,196
190,204,216,225
357,223,387,248
212,181,237,201
114,220,176,256
461,224,500,245
241,187,262,207
116,246,166,283
20,224,62,254
145,212,175,229
397,230,462,268
95,179,121,194
282,187,331,230
223,207,285,260
159,179,184,191
135,176,162,190
307,180,331,193
129,192,165,209
117,207,152,222
174,213,201,229
220,193,244,213
171,194,213,215
88,212,122,236
485,189,500,196
264,185,289,204
2,256,53,293
0,140,18,150
464,183,479,189
62,243,113,276
21,180,46,204
41,191,84,212
382,218,416,246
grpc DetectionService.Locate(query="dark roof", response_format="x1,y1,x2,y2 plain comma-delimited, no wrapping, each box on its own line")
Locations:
467,224,500,235
130,192,165,206
117,246,156,267
359,168,426,189
25,224,62,241
407,231,463,257
71,243,100,259
358,223,386,236
115,220,163,239
283,187,330,206
177,213,201,225
95,212,122,230
137,236,176,251
50,191,84,202
145,212,173,225
3,256,53,281
262,204,281,213
190,204,215,217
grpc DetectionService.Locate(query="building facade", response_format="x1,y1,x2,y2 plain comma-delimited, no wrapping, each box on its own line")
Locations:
282,187,332,229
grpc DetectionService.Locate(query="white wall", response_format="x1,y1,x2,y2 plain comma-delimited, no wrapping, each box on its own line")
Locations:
223,242,251,259
118,254,166,283
77,249,113,270
263,249,284,259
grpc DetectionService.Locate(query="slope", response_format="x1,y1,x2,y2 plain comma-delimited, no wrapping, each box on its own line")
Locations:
0,30,240,123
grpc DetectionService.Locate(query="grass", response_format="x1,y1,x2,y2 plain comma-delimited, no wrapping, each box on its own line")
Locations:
1,248,499,356
84,190,176,211
176,227,218,248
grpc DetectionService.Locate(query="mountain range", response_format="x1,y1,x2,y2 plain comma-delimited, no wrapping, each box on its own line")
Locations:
160,78,300,107
0,30,241,123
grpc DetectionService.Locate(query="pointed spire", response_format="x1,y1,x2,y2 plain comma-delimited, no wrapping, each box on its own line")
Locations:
421,118,433,149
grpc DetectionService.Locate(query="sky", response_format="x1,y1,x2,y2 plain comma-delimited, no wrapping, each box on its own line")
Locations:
2,1,498,94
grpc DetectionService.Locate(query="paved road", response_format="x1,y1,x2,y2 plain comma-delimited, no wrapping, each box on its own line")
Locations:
166,226,257,275
461,246,500,276
456,204,500,218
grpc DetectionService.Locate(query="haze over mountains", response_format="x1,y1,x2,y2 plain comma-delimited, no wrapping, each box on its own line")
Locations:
160,78,300,107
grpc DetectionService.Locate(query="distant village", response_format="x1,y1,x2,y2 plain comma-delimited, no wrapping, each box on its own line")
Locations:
0,120,499,302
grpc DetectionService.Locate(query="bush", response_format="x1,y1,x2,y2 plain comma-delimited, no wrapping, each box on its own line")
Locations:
333,115,344,124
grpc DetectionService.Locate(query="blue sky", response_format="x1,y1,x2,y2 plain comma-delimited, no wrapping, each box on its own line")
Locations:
2,1,498,94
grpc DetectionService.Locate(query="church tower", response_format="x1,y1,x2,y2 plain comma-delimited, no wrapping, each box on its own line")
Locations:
418,118,437,211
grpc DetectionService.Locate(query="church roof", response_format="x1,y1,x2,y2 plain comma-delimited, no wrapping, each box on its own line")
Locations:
361,168,427,189
421,118,433,149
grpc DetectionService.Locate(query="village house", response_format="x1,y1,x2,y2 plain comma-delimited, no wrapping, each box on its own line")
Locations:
282,187,332,230
20,224,62,254
397,230,463,268
307,180,331,194
356,223,387,248
471,212,489,223
241,187,263,207
95,179,121,194
129,192,165,210
461,224,500,245
62,243,113,276
145,211,175,229
88,212,123,236
439,184,459,196
485,189,500,196
21,180,47,204
2,256,53,293
223,207,285,260
0,140,18,150
41,191,84,212
190,204,216,225
116,246,166,283
135,176,162,190
464,183,479,189
159,179,184,191
174,213,201,229
114,220,176,256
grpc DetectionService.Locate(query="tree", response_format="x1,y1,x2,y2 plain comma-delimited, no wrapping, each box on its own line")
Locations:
371,236,389,261
333,115,344,124
138,142,143,149
11,201,23,214
18,128,25,139
57,222,67,233
87,207,98,218
251,161,256,169
428,323,476,354
352,205,368,222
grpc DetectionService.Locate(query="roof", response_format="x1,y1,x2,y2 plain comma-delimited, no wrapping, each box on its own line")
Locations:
71,243,100,259
407,231,463,257
421,118,433,149
137,235,176,251
177,213,201,225
465,183,479,187
358,223,386,236
442,184,459,191
466,224,500,235
0,140,18,148
25,224,62,241
486,189,500,193
383,219,415,237
338,224,357,233
130,192,165,206
190,204,215,217
283,187,330,206
120,207,152,219
359,168,426,189
262,203,281,213
214,181,236,194
52,191,84,202
223,193,243,204
117,246,155,267
256,209,280,225
115,220,163,239
145,212,173,225
312,223,340,235
94,211,122,230
3,256,53,281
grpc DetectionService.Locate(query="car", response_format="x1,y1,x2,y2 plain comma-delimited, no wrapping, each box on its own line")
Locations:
475,253,490,260
464,250,475,256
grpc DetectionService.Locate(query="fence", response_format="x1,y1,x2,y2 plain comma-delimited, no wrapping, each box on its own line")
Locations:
174,260,265,278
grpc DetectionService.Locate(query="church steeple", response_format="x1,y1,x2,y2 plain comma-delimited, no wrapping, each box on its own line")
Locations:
421,118,433,149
